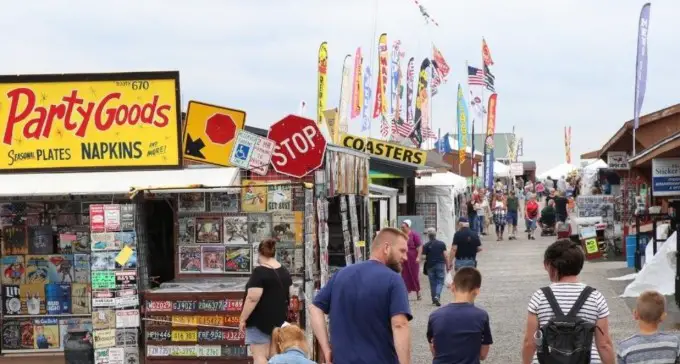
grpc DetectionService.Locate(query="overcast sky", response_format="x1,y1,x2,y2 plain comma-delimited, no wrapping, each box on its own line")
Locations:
1,0,677,173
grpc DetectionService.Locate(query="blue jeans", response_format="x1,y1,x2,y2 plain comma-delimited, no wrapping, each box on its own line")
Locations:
477,215,485,234
455,258,477,271
427,263,446,301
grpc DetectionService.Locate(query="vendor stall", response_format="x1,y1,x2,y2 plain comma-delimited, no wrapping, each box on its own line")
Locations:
415,172,467,244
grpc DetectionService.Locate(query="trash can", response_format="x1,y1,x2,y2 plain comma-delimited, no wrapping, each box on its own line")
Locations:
64,329,93,364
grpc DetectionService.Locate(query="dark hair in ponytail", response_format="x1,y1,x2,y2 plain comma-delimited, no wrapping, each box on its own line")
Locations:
543,239,584,280
258,238,277,258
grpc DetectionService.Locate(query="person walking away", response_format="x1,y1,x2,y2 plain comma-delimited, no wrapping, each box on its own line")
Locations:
449,217,482,271
422,228,449,306
475,190,487,236
427,267,493,363
553,191,569,223
239,239,293,364
309,227,412,364
525,194,539,240
400,220,423,300
506,190,519,240
535,181,545,200
617,290,680,363
480,191,491,236
268,323,316,364
493,192,507,241
521,239,615,364
467,197,478,233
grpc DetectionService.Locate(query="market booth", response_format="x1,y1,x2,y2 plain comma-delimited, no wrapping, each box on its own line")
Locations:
0,71,372,364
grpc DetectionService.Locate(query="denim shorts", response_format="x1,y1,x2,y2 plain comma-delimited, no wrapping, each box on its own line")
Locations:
245,326,271,345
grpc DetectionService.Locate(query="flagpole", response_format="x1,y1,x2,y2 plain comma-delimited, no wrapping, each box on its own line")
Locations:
466,59,475,185
481,37,487,189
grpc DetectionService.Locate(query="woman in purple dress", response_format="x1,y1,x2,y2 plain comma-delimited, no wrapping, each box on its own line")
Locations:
400,220,423,300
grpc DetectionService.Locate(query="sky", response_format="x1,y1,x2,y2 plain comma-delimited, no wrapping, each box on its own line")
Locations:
1,0,678,173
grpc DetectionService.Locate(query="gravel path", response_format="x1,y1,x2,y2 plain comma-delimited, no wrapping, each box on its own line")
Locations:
409,231,639,364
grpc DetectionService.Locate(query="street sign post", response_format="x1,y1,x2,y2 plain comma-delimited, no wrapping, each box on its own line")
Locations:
267,115,327,178
182,101,246,167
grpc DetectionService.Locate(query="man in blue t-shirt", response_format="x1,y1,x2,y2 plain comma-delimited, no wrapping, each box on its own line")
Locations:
422,227,449,306
310,227,413,364
427,267,493,363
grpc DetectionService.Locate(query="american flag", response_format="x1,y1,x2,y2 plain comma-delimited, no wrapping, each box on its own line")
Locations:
380,116,390,138
484,64,495,92
468,66,484,86
422,127,437,139
392,118,414,138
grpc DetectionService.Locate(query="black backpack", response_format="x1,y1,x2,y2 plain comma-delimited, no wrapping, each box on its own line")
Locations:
536,286,597,364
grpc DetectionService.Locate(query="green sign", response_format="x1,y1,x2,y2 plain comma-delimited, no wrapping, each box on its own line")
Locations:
91,271,116,289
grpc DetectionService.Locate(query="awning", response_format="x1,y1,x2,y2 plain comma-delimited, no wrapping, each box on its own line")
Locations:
0,167,241,197
369,184,398,197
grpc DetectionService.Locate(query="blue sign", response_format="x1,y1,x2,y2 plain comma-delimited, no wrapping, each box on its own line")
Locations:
652,158,680,196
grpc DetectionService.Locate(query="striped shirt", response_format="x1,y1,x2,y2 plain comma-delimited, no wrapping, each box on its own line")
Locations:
617,332,680,364
527,283,610,364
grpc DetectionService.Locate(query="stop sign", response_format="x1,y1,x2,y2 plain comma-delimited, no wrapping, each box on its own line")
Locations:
267,115,327,178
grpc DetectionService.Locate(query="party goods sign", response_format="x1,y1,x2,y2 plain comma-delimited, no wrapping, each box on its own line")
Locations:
0,71,182,171
183,100,246,167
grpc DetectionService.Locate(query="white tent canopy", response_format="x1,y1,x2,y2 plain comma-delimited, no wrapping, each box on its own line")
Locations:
582,159,607,171
537,163,577,180
493,161,511,177
416,172,467,192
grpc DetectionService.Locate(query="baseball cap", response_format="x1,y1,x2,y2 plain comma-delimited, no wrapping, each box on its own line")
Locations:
402,219,412,227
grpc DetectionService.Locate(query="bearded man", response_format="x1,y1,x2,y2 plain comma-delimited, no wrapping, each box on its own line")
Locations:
309,227,412,364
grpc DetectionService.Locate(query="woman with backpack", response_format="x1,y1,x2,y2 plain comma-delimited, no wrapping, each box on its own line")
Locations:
521,240,615,364
524,194,540,240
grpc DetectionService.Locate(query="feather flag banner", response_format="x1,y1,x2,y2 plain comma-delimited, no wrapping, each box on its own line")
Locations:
406,57,415,124
361,65,373,132
634,3,651,130
374,33,388,120
350,47,363,119
482,38,494,66
390,40,402,116
457,84,469,164
410,58,431,146
337,55,353,143
317,42,328,126
431,45,450,96
484,94,498,189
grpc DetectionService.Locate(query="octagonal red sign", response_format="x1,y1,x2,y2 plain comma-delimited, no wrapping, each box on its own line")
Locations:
267,115,327,178
205,113,237,145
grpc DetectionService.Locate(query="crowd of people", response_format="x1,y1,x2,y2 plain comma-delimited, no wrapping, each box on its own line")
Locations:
236,224,680,364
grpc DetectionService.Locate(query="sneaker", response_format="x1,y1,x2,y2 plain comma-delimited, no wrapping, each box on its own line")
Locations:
528,233,531,240
434,299,441,307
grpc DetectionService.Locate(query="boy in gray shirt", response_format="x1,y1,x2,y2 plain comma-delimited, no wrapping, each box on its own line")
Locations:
617,290,680,364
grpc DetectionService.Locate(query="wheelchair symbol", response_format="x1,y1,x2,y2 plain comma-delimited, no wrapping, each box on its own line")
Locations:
235,144,251,161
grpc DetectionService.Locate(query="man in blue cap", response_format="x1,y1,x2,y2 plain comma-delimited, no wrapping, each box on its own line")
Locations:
449,217,482,271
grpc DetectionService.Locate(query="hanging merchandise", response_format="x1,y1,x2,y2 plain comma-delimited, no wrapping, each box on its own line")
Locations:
89,203,140,364
317,42,328,127
350,47,363,120
337,55,353,143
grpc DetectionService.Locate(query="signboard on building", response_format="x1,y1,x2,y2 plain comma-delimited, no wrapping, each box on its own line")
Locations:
339,133,427,166
607,151,629,170
268,115,327,178
0,72,182,172
652,158,680,196
183,101,246,167
510,162,524,175
229,130,275,175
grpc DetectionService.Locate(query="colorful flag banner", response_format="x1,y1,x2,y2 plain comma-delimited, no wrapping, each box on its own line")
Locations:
410,58,431,146
482,38,494,66
634,3,651,130
390,40,402,116
434,133,452,154
350,47,363,119
484,93,498,189
517,137,523,157
484,64,495,93
337,55,352,142
374,33,388,120
457,84,469,164
361,65,373,132
468,65,486,123
406,57,415,124
317,42,328,126
431,45,450,96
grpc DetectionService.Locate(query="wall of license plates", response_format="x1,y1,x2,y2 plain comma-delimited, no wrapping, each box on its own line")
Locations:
0,199,131,354
89,203,141,364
